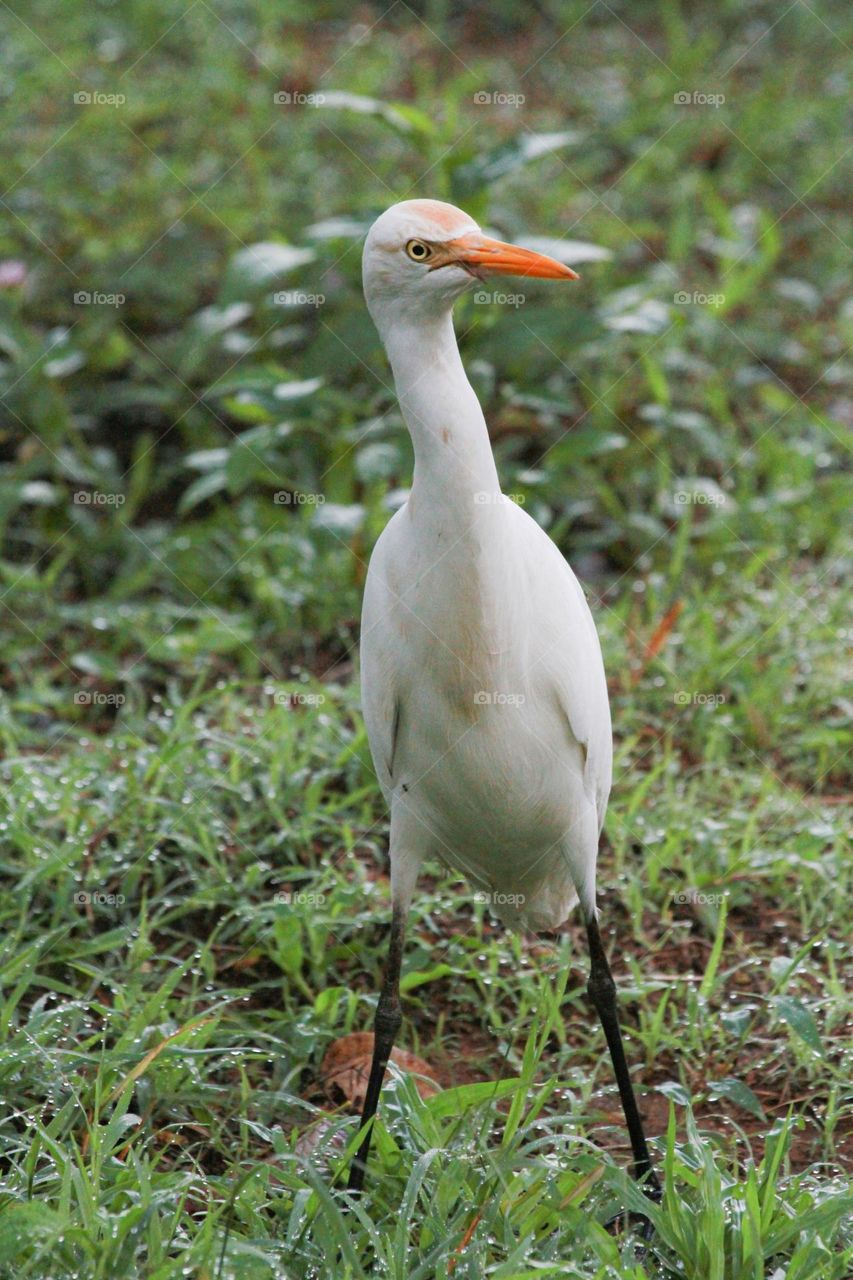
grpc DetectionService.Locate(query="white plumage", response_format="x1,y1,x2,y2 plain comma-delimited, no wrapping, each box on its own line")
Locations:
360,198,611,930
348,199,658,1212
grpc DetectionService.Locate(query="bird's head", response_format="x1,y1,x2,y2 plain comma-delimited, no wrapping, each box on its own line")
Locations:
362,198,577,332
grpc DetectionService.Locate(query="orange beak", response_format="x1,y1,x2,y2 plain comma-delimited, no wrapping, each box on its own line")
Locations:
445,231,579,281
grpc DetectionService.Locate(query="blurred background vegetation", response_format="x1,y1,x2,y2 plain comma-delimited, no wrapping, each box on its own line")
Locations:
0,1,850,1276
2,0,849,729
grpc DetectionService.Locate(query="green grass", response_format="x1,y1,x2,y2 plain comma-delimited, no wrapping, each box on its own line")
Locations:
1,1,851,1276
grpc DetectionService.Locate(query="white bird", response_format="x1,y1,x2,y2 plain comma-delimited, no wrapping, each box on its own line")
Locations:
348,198,659,1209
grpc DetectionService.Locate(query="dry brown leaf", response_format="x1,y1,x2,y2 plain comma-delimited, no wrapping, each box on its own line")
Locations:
221,949,263,972
107,1015,215,1104
633,599,683,682
320,1032,440,1109
645,599,684,660
295,1115,348,1162
449,1211,482,1272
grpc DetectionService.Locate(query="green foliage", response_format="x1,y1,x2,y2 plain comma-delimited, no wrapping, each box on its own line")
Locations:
0,0,851,1276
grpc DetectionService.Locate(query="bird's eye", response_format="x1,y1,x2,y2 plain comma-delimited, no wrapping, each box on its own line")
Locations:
405,239,432,262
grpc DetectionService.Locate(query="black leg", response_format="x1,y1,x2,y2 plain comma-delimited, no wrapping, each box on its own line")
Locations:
347,902,406,1192
585,914,660,1198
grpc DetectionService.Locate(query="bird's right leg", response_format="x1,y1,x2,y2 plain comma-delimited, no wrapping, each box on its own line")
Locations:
347,898,407,1193
584,913,659,1193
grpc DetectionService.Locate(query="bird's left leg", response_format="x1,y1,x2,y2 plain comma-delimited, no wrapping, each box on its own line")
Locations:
347,898,407,1192
585,913,661,1201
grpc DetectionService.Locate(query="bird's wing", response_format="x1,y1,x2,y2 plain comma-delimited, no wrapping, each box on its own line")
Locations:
359,514,405,801
509,501,613,831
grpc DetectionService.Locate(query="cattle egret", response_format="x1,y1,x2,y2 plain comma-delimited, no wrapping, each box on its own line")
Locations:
347,198,660,1210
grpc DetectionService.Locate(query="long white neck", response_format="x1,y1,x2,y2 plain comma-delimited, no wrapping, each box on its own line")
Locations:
380,309,501,513
376,305,519,659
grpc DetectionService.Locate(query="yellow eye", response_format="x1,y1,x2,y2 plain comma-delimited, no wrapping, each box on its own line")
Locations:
405,239,432,262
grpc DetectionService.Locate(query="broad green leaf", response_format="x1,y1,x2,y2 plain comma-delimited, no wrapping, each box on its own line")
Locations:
452,130,581,195
399,963,456,993
707,1076,765,1119
274,377,323,401
657,1080,691,1105
523,236,612,265
316,90,427,135
222,242,316,300
178,469,228,513
774,996,824,1054
426,1077,521,1119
